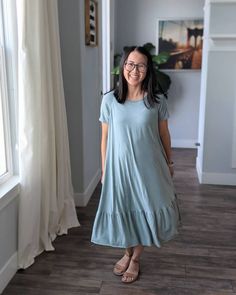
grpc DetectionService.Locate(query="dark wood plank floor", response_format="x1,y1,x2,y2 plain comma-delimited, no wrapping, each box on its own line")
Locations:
3,149,236,295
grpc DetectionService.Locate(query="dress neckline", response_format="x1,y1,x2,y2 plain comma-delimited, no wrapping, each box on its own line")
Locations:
126,94,147,103
126,98,144,103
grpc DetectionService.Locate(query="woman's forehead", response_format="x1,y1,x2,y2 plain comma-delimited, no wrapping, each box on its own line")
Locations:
127,51,147,63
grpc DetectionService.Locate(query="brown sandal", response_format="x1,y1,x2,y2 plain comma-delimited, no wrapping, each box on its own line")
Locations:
113,251,132,276
121,258,140,284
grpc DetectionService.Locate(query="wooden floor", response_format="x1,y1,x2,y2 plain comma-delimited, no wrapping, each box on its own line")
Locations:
3,149,236,295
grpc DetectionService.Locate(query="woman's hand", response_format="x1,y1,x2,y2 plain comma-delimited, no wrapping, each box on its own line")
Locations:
168,161,174,178
101,123,108,185
101,171,104,184
159,120,174,178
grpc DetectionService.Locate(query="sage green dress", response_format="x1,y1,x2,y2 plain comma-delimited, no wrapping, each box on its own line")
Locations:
91,91,180,248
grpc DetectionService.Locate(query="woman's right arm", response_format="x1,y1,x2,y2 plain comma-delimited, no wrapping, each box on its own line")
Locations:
101,122,109,183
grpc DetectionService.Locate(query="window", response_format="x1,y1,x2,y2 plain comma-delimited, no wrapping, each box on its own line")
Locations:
0,0,12,184
0,69,7,176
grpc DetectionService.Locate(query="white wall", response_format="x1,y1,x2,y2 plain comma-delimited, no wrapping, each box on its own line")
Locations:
197,0,236,185
58,0,102,206
79,0,101,201
58,0,83,192
115,0,205,148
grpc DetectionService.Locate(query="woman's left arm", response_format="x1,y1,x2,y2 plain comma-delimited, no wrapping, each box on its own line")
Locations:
158,119,174,177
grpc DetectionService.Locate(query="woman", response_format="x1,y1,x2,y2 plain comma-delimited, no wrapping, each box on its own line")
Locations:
91,46,181,284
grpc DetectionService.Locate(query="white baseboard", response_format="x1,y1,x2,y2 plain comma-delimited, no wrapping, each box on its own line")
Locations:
197,158,236,185
171,139,197,149
0,252,17,294
74,169,101,207
196,156,203,183
200,172,236,186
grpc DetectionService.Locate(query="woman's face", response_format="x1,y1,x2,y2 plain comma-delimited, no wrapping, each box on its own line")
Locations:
123,51,148,88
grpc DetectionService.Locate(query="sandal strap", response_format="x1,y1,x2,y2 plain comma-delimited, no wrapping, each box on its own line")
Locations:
114,255,131,269
122,270,140,283
123,271,136,278
131,258,139,263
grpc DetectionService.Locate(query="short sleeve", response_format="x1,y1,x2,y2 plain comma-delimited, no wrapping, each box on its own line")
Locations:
99,92,113,123
158,95,170,121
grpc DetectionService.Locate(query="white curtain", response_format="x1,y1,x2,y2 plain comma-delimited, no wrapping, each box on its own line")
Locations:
17,0,80,269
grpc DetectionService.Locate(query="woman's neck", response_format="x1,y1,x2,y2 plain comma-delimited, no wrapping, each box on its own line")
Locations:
127,88,145,100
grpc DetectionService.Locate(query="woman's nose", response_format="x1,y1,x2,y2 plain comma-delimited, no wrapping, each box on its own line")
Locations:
132,65,139,72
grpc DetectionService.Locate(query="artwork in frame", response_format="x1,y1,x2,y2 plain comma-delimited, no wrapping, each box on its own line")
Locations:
157,19,204,70
85,0,98,46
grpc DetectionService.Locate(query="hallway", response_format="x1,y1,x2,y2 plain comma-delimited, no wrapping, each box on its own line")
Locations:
3,149,236,295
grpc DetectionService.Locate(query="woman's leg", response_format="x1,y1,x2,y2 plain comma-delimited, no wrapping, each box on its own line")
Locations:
132,245,144,260
126,247,133,256
122,245,144,283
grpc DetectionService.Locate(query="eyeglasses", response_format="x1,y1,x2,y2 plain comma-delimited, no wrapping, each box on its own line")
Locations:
124,62,147,73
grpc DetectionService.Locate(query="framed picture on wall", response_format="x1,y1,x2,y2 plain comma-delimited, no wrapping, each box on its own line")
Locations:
85,0,98,46
156,18,204,70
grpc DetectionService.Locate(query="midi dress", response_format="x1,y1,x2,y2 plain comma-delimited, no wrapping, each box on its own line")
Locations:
91,91,181,248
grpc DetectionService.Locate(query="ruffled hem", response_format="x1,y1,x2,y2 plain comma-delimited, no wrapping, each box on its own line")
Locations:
91,195,181,248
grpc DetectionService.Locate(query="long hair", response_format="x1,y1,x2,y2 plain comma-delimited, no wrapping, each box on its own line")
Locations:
113,46,161,108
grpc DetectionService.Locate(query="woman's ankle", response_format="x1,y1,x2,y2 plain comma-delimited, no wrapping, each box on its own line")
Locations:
125,247,133,257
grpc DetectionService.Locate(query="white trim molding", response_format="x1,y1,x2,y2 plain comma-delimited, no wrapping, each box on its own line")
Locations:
197,171,236,186
206,0,236,6
232,89,236,168
196,155,202,182
208,39,236,51
209,34,236,39
102,0,111,94
0,252,17,294
0,176,20,210
197,157,236,185
74,169,101,207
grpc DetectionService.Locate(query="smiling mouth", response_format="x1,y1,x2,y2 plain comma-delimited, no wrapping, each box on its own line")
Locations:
129,75,139,79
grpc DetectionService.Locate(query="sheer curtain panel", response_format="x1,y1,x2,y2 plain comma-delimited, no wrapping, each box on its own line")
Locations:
17,0,80,269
